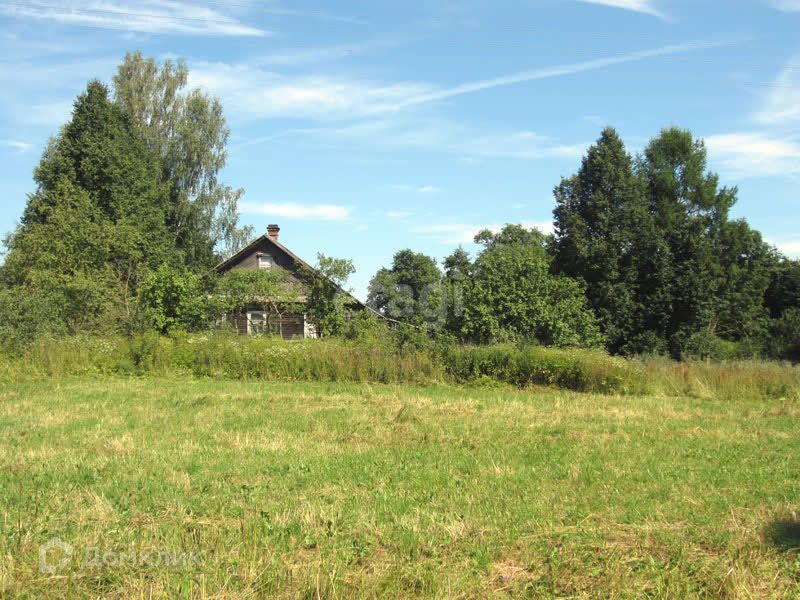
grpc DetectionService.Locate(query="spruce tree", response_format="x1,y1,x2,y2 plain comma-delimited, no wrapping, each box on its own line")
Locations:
1,81,174,335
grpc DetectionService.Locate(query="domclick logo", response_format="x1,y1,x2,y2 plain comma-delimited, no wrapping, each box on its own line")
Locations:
39,538,74,575
37,538,204,575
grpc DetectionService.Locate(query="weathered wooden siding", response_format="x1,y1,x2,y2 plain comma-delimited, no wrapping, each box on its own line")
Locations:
215,231,364,338
229,310,306,340
226,238,305,287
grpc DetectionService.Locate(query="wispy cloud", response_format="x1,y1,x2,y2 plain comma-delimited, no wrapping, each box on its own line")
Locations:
573,0,666,19
386,210,414,219
197,39,734,124
240,201,351,221
0,139,32,152
0,1,266,37
256,41,389,67
300,117,591,161
770,0,800,11
705,133,800,178
0,53,120,129
235,117,588,162
189,63,433,121
251,4,366,25
377,40,732,112
414,221,554,245
755,56,800,125
459,130,587,160
418,3,480,29
212,39,731,164
389,184,442,194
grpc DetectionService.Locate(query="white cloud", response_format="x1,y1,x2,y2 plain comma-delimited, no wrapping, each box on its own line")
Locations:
771,0,800,11
215,40,730,164
198,39,732,123
0,55,119,127
705,133,800,178
189,63,433,121
251,5,366,25
573,0,666,19
240,202,351,221
0,0,266,37
377,40,732,112
0,139,32,152
584,115,608,127
755,56,800,125
257,40,394,67
389,184,442,194
386,210,414,219
27,100,76,127
775,241,800,257
415,221,554,245
241,117,588,163
460,130,588,160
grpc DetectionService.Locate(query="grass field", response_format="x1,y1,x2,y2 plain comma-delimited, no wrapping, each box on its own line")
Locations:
2,377,800,598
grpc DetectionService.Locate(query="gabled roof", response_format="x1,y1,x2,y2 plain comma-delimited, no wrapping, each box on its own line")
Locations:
213,233,365,309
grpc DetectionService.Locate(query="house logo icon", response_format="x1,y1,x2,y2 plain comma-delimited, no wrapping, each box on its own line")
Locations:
39,538,73,574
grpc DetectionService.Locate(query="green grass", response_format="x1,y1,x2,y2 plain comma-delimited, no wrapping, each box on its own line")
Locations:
2,378,800,598
3,334,799,400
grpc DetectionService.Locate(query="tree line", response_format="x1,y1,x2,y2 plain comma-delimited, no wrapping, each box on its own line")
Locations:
0,54,797,361
366,128,799,361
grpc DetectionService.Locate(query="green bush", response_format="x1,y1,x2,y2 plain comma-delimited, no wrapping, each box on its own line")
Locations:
441,344,628,393
768,308,800,363
139,264,210,333
682,330,738,361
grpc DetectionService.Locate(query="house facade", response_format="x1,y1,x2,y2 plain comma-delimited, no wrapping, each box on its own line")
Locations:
214,224,363,339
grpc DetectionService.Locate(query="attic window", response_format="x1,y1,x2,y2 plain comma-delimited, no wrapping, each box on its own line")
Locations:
258,255,274,269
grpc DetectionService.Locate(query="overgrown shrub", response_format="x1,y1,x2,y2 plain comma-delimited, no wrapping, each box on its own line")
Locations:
682,330,739,361
139,264,209,333
442,344,628,393
768,308,800,363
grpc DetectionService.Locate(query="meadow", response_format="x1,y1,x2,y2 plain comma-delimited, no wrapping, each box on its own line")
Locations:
2,375,800,598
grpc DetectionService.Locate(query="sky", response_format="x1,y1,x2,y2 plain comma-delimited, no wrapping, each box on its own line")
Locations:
0,0,799,299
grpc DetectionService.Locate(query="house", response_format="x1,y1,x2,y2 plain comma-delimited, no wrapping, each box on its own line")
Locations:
214,224,364,339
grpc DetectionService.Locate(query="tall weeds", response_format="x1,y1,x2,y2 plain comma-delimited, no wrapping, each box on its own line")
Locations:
1,333,797,400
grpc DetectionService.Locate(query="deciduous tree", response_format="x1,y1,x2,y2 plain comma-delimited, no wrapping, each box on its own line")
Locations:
462,225,603,346
367,250,443,327
113,52,253,268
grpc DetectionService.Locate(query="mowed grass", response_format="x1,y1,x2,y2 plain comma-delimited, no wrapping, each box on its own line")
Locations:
1,378,800,598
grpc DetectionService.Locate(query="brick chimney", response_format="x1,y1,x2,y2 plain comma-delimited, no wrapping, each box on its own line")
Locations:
267,224,280,242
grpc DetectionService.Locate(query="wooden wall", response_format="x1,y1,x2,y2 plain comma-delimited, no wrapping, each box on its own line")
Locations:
229,311,306,340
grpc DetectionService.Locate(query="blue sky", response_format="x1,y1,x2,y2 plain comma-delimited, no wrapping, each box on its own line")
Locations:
1,0,799,299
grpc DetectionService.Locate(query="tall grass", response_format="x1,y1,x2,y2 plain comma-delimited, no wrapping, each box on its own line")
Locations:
1,332,798,400
441,344,800,400
0,332,442,385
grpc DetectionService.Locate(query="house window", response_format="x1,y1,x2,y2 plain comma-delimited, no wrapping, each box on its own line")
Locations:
258,255,274,269
247,310,266,335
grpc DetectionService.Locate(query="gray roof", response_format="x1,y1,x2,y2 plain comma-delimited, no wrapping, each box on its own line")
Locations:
213,233,365,308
